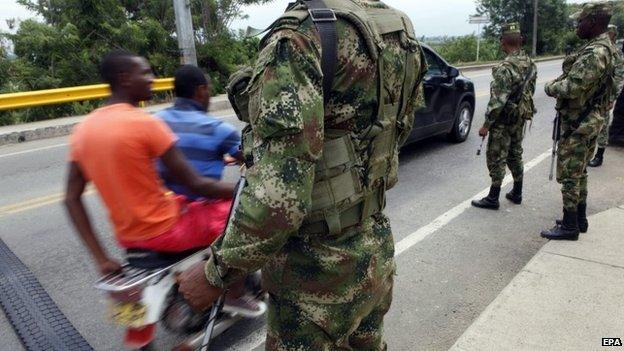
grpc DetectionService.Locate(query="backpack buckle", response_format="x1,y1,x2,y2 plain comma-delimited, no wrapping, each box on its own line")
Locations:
309,8,337,22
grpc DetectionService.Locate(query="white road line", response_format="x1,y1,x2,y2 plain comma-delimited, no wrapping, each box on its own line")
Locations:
0,114,239,160
394,149,552,257
242,149,553,351
0,143,69,159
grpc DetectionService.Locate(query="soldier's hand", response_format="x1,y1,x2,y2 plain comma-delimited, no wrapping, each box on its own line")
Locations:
177,261,224,311
544,83,554,97
478,126,489,137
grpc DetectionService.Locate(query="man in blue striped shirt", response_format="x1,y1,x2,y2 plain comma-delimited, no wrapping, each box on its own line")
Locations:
157,65,243,199
156,65,264,318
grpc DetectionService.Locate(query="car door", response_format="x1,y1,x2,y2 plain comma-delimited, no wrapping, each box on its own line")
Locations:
411,48,455,142
423,49,457,128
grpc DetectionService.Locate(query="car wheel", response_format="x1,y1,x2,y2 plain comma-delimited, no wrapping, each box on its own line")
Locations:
449,101,473,143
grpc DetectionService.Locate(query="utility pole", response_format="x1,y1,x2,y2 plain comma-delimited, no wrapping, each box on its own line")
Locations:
532,0,538,57
173,0,198,66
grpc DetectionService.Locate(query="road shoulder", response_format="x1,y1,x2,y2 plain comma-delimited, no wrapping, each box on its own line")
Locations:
450,206,624,351
0,96,232,146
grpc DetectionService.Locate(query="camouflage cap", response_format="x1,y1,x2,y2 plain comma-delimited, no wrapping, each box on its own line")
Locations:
608,24,618,34
570,2,613,21
501,22,521,36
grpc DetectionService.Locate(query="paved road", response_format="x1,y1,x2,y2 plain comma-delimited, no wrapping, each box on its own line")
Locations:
1,59,623,351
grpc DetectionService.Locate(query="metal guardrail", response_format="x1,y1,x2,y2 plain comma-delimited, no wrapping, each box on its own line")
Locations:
0,78,174,111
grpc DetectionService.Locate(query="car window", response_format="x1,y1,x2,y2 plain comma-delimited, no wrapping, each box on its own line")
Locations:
423,49,444,76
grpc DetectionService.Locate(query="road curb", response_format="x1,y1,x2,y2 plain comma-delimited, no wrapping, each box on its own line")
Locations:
0,97,234,147
0,124,76,146
458,55,564,73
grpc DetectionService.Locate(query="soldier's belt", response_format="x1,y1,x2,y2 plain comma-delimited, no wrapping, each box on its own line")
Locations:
299,186,385,237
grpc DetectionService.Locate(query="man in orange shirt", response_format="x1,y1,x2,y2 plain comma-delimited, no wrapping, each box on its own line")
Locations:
64,50,235,276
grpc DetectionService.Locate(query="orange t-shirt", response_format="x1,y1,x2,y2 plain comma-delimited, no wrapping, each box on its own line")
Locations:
69,103,180,243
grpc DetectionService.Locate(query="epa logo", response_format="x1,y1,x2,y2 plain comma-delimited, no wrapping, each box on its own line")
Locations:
603,338,623,347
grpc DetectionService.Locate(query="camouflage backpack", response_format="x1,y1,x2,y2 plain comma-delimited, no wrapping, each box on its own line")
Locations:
227,0,423,236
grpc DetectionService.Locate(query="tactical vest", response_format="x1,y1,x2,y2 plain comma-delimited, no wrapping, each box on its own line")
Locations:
227,0,422,237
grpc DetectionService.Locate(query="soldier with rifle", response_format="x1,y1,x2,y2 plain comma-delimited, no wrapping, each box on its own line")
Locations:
542,2,619,241
472,23,537,210
588,24,624,167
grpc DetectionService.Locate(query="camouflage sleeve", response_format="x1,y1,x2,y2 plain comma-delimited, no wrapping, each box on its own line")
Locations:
612,53,624,102
545,47,609,100
204,29,324,289
484,63,515,128
398,47,426,146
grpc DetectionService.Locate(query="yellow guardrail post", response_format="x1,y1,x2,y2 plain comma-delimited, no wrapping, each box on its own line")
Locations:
0,78,174,111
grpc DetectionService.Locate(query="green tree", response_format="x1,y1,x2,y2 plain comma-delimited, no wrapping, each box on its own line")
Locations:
476,0,570,55
563,1,623,53
430,35,503,64
0,0,268,125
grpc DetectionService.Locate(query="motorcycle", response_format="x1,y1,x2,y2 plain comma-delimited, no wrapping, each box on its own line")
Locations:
94,247,265,350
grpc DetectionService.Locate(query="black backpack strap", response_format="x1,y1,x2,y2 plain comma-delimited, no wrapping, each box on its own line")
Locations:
304,0,338,103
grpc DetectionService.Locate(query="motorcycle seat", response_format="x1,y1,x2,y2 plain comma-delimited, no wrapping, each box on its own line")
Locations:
126,248,205,269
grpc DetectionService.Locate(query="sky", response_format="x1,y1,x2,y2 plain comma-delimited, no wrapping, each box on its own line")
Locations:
0,0,478,37
0,0,589,37
231,1,479,37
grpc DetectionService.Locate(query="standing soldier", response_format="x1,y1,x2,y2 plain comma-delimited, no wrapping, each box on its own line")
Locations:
588,24,622,167
542,2,618,241
472,23,537,210
178,0,426,349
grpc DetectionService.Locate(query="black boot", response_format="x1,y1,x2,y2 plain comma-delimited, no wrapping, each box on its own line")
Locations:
577,203,588,233
505,181,523,204
588,148,605,167
471,186,501,210
541,209,580,241
556,203,589,233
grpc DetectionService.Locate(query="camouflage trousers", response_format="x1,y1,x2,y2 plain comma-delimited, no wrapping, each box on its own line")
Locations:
557,115,604,211
596,110,612,148
265,276,393,351
486,120,526,187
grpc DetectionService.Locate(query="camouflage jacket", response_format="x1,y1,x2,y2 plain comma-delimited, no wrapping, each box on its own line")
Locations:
204,0,424,303
484,50,537,128
546,33,617,124
614,48,624,98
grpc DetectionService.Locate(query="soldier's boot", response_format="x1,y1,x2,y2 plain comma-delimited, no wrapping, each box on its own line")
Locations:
588,148,605,167
471,186,501,210
555,203,589,233
577,202,588,233
541,209,580,241
505,181,523,205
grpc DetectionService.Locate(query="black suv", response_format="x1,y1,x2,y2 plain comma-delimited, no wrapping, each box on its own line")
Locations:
405,45,475,145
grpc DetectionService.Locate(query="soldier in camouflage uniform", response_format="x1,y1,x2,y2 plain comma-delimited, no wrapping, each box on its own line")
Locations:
589,24,623,167
541,2,619,241
177,0,426,349
472,23,537,210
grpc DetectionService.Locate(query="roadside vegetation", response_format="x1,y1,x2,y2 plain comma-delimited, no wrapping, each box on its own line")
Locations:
0,0,623,126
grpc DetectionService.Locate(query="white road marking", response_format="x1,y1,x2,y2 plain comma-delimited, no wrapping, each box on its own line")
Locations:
0,143,69,159
0,114,239,160
394,149,552,256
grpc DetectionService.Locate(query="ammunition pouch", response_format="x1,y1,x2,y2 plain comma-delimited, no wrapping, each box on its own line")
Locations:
227,67,254,123
299,130,388,237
